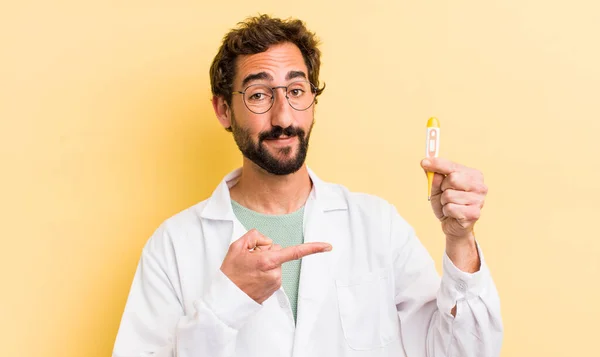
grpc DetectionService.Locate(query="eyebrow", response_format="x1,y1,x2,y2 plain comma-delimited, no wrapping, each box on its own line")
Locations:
286,70,307,81
241,72,273,88
240,70,308,88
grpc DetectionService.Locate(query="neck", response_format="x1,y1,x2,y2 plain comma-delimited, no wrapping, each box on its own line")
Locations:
229,158,312,215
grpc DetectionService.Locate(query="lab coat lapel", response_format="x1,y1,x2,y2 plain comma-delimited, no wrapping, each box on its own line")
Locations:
293,169,348,355
197,168,248,245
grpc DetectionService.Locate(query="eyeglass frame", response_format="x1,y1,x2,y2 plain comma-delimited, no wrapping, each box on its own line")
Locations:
232,80,317,114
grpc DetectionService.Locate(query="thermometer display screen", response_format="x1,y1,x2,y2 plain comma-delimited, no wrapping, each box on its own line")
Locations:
426,128,440,158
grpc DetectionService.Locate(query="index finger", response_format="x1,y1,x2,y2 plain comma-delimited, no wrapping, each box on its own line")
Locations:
268,242,332,267
430,172,445,198
421,157,464,176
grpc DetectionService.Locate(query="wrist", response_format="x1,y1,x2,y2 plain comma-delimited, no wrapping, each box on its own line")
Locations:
445,233,480,273
445,231,475,247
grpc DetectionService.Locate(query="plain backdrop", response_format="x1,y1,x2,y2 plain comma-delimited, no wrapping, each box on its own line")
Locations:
1,1,599,356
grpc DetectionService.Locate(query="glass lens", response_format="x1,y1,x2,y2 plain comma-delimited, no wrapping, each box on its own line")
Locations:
287,81,315,110
244,84,273,112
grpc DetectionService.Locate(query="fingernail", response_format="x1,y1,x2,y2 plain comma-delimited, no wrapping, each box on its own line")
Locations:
324,245,332,252
422,159,430,167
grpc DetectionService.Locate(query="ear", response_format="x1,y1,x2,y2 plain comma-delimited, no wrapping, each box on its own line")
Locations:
212,95,232,130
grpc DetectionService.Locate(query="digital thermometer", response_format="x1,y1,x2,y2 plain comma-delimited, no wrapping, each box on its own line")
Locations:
426,117,440,201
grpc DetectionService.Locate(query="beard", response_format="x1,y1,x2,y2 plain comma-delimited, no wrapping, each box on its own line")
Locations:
230,113,313,176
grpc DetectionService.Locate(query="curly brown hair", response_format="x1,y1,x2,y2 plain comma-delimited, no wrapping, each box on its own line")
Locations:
209,15,325,107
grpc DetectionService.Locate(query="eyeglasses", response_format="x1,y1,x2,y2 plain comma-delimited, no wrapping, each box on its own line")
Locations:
232,80,317,114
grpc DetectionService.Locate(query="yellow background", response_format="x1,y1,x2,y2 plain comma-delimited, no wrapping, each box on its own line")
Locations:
2,1,598,356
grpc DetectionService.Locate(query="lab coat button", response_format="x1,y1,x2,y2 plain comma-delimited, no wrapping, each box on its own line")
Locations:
456,280,468,292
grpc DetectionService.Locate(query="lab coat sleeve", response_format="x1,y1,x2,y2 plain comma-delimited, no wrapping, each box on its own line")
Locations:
112,225,262,357
389,205,503,357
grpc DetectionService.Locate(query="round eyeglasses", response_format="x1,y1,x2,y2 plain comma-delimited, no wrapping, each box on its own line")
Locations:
232,80,317,114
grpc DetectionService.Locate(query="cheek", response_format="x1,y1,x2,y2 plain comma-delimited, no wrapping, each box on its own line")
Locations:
296,110,314,127
253,117,275,135
232,108,265,134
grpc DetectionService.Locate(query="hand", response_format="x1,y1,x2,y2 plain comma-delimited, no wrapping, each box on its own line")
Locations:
421,158,488,242
220,229,332,304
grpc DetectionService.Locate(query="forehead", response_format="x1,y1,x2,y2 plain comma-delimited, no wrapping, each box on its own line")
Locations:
234,42,308,85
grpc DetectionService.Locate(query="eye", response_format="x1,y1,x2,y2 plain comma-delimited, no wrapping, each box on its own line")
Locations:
246,87,272,103
249,93,266,101
289,88,305,97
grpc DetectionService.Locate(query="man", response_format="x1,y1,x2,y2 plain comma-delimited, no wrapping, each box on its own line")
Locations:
113,15,503,357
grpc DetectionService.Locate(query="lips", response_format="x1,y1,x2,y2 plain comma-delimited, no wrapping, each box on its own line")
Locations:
267,134,293,138
263,135,297,146
264,135,296,141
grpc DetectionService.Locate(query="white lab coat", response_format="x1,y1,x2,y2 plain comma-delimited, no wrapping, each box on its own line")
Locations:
113,168,503,357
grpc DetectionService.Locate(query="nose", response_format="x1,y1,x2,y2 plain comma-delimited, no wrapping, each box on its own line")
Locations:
269,88,294,129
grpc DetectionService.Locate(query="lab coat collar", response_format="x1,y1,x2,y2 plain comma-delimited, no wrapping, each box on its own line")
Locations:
197,167,348,221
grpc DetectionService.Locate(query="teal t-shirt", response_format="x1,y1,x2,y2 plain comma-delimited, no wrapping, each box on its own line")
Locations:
231,200,304,322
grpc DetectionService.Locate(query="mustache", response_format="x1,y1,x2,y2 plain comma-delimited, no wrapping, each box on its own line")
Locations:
259,126,305,141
